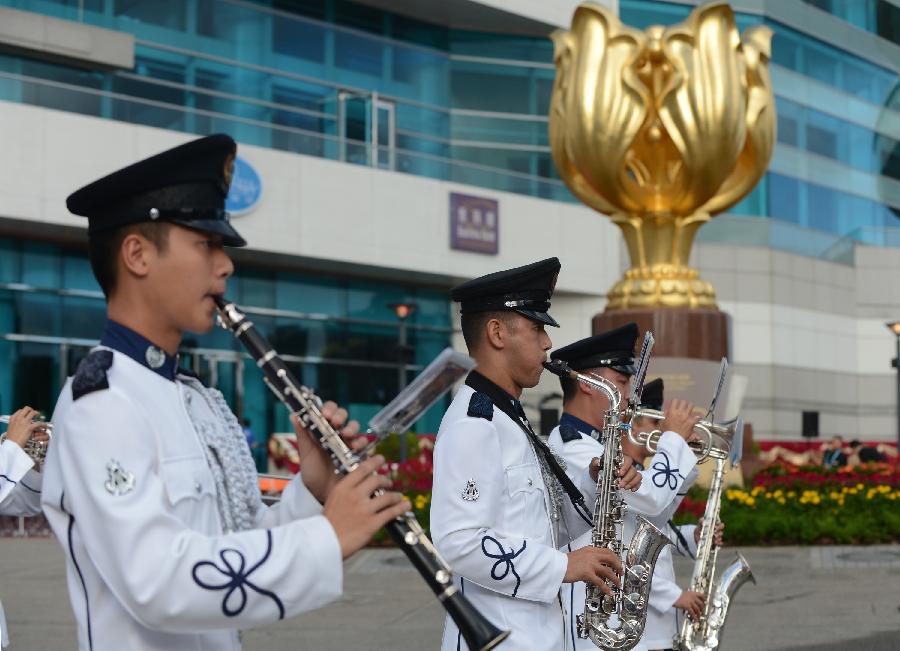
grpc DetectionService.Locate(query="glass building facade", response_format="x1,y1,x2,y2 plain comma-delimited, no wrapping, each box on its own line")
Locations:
0,0,896,243
0,236,453,461
0,0,897,449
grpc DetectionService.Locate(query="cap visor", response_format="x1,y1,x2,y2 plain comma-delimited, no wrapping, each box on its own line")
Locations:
171,218,247,247
612,364,637,376
517,309,559,327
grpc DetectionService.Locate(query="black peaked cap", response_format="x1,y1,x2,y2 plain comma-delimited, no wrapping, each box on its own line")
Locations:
640,378,664,411
451,257,561,327
551,323,639,375
67,133,246,247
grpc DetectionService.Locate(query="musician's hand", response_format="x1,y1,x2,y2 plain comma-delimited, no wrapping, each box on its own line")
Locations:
292,401,363,503
695,518,724,546
660,400,701,441
675,590,706,621
319,400,368,452
3,406,44,449
563,547,622,596
323,454,410,559
617,455,641,491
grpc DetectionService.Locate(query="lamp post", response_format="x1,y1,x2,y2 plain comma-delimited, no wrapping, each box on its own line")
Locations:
390,302,417,461
887,321,900,447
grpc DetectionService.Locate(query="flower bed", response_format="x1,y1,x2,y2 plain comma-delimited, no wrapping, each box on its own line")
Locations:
674,461,900,545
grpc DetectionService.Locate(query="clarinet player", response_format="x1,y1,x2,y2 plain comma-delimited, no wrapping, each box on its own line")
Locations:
41,134,410,651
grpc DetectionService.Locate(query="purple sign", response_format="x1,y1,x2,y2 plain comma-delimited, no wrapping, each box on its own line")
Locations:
450,193,499,255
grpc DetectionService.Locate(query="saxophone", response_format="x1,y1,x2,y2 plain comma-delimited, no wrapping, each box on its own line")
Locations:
674,422,755,651
544,333,670,651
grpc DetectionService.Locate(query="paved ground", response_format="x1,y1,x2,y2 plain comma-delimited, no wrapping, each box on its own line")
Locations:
0,538,898,650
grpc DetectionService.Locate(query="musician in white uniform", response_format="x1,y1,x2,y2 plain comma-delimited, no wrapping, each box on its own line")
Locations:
431,258,638,651
545,327,700,650
625,380,722,651
42,135,410,651
0,405,49,648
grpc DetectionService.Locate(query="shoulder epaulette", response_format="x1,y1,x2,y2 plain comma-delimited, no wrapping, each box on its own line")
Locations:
558,423,583,443
72,349,114,401
467,391,494,421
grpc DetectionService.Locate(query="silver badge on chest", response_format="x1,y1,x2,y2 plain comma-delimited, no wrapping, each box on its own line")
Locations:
104,459,135,496
145,345,166,369
461,478,479,501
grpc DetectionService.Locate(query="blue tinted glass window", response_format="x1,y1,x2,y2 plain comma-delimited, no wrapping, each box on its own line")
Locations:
770,173,802,223
114,0,187,30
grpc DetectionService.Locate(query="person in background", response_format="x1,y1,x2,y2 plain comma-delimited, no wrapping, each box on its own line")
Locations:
1,405,50,649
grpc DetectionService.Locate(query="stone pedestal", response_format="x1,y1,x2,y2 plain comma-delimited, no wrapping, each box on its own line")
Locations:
592,308,730,361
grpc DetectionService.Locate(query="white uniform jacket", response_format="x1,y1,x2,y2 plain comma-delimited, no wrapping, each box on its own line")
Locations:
0,439,42,516
0,438,44,648
42,325,343,651
548,413,697,651
430,374,594,651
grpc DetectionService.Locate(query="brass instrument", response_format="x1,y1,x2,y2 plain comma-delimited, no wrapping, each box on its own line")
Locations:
544,333,671,650
0,414,52,465
627,409,743,464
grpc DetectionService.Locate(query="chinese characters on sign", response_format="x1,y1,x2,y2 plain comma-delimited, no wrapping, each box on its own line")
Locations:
450,193,499,254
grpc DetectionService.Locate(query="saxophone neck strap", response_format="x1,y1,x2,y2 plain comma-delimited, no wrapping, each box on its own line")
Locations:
465,371,592,526
668,519,696,560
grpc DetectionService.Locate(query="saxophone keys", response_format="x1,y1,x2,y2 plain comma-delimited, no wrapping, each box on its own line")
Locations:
622,592,644,613
626,563,648,583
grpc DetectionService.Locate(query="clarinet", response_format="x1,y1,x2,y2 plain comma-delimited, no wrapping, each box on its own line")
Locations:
214,296,509,651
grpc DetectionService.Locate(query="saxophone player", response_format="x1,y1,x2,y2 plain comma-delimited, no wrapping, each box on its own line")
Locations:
625,380,723,651
41,135,409,651
430,258,627,651
546,326,700,650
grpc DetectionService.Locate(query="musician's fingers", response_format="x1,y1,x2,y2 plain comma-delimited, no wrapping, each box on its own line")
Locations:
319,400,337,419
340,419,360,437
379,498,412,522
357,471,393,496
589,571,615,596
30,429,50,442
369,490,405,512
594,564,620,588
593,549,622,575
345,455,385,487
349,436,370,452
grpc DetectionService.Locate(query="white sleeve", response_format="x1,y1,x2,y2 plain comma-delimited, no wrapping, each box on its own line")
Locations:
431,416,568,603
0,441,40,515
254,475,324,527
649,567,683,613
44,387,344,632
673,524,698,559
624,432,697,517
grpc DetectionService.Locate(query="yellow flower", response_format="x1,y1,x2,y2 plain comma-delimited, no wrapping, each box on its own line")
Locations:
745,497,755,506
776,497,786,505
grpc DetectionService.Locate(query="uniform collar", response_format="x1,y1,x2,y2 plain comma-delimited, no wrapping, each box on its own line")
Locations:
465,371,528,420
559,412,602,439
100,319,178,381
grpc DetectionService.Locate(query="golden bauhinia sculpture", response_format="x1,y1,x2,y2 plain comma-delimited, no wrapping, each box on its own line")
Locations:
550,2,775,309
